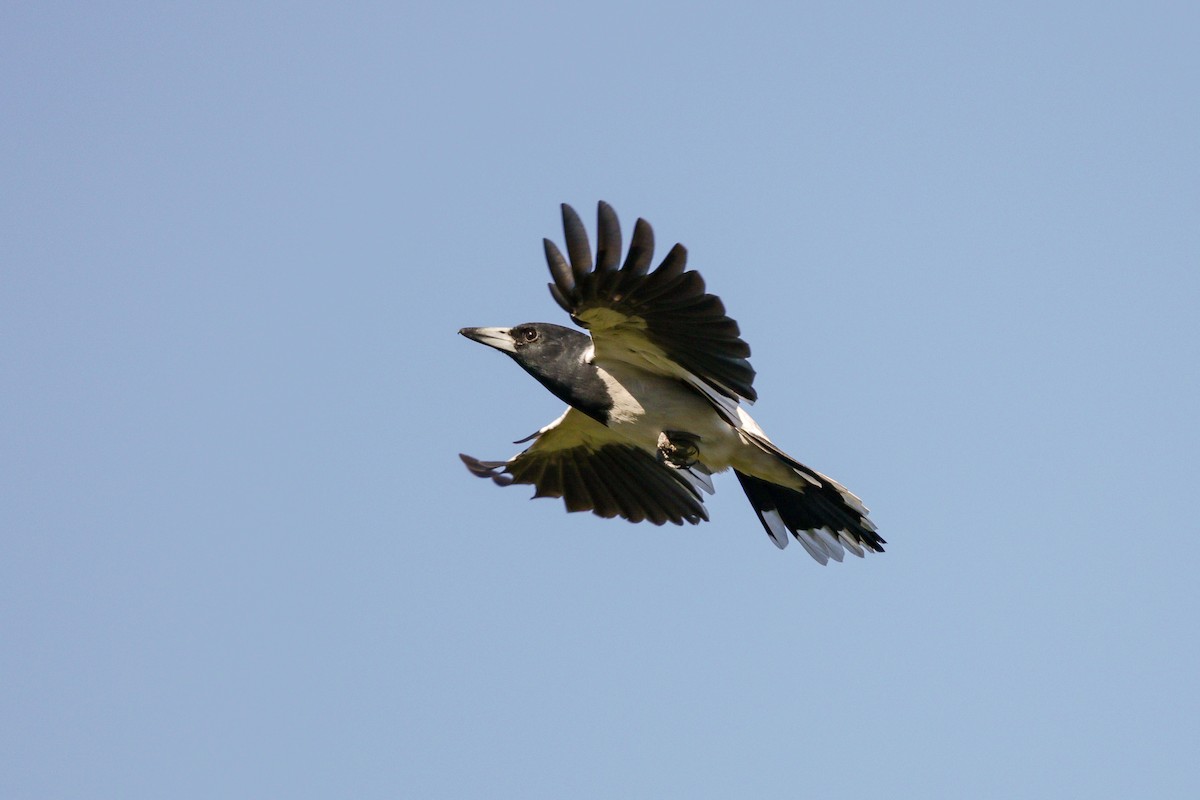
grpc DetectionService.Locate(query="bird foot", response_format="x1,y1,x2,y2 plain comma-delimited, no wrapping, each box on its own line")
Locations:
657,430,701,469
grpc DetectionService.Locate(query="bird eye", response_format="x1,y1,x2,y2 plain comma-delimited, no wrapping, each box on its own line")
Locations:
520,327,540,343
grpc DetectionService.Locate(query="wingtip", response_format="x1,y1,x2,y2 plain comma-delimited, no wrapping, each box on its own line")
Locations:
560,203,592,277
544,237,575,296
458,452,489,473
595,201,622,273
561,202,583,226
460,452,515,485
622,218,655,275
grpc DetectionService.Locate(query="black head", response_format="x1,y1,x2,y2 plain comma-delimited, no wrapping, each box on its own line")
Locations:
458,323,611,423
458,322,588,364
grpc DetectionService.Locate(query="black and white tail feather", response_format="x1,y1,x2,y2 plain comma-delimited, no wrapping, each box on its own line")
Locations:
459,202,884,564
731,410,883,562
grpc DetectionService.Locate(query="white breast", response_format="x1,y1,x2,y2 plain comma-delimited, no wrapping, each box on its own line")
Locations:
593,361,744,470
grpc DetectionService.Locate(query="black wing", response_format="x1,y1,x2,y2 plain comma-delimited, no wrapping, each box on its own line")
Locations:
460,409,710,526
543,202,756,417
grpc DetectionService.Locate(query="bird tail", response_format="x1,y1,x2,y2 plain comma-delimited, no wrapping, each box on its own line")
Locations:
732,436,884,563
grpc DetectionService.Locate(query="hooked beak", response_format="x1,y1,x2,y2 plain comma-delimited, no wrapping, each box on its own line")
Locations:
458,326,517,354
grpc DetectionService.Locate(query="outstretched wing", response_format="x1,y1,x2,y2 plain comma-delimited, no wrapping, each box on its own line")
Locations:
543,202,756,421
460,408,710,526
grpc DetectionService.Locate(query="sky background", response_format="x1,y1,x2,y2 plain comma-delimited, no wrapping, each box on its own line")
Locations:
3,2,1198,797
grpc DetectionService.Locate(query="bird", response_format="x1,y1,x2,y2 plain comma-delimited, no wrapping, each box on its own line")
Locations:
458,202,884,564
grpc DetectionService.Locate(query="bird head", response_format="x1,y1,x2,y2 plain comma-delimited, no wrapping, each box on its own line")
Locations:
458,323,588,368
458,323,607,421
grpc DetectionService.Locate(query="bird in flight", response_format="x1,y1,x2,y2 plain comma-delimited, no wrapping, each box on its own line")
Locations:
459,202,884,563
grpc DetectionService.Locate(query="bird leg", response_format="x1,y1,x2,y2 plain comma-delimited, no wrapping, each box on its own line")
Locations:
657,430,701,469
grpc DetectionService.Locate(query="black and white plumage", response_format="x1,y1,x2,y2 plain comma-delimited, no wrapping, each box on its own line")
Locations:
459,202,884,564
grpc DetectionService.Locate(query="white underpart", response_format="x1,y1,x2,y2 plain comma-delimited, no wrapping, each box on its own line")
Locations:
592,359,744,469
685,375,742,424
594,367,647,424
581,314,749,423
592,356,847,503
622,344,743,423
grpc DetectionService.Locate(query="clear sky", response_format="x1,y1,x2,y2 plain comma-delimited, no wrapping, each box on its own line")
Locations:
3,2,1198,798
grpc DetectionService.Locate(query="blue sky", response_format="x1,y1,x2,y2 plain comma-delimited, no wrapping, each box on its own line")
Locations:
3,2,1198,797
